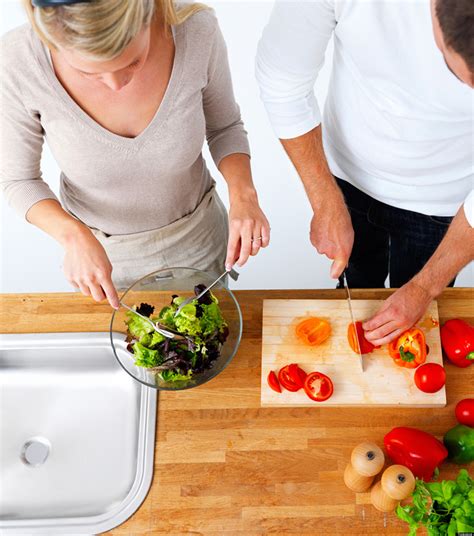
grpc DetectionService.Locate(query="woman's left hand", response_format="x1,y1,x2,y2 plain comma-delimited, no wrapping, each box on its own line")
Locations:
226,191,270,271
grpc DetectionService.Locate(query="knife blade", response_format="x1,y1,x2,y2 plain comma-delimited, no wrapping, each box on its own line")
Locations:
340,271,364,372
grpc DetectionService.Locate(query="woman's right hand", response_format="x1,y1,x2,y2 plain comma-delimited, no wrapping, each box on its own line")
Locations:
63,224,119,309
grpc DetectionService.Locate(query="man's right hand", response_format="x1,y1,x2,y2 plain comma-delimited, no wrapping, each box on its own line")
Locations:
63,225,119,309
310,185,354,279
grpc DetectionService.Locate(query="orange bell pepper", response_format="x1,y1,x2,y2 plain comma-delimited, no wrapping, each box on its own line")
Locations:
296,317,331,346
389,328,427,368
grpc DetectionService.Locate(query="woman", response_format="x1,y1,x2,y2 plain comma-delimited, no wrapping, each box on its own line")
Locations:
0,0,270,308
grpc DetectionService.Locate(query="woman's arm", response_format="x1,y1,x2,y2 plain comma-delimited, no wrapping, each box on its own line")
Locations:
217,153,270,270
202,14,270,270
26,199,119,308
1,46,118,307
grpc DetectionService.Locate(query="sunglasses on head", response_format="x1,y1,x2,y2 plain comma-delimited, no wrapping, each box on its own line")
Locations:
32,0,93,6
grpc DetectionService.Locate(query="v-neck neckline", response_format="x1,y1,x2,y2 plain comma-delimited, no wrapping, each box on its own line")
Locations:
32,24,186,147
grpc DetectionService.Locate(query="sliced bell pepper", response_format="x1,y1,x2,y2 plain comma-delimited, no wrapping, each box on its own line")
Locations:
384,427,448,481
440,318,474,368
443,424,474,464
347,321,378,354
296,318,331,346
388,328,427,368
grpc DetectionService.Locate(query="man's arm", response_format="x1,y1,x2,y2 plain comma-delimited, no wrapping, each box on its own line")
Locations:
280,126,353,278
256,0,351,278
363,204,474,345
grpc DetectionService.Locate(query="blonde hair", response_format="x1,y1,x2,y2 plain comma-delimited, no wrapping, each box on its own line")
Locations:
23,0,207,60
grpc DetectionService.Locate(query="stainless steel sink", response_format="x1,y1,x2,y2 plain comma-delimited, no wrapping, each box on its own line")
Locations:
0,332,157,535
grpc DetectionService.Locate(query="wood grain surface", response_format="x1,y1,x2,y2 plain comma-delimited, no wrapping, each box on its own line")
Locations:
1,288,473,535
261,299,445,407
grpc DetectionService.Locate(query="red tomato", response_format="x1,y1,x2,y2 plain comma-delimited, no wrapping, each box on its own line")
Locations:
303,372,334,402
278,365,301,392
455,399,474,427
288,363,307,388
267,370,281,393
414,363,446,393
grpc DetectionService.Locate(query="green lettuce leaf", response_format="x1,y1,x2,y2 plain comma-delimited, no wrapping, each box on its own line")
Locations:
126,310,154,339
132,342,160,368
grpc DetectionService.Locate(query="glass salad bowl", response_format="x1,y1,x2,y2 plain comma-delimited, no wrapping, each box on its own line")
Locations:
110,267,242,390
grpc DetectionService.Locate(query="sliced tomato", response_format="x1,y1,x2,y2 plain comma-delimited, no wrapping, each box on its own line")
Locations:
267,370,281,393
288,363,307,388
304,372,334,402
278,365,301,392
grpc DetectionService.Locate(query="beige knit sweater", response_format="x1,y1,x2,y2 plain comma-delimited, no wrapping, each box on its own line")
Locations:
0,10,250,235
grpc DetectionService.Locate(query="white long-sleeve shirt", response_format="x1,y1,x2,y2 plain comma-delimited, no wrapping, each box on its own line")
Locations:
256,0,474,226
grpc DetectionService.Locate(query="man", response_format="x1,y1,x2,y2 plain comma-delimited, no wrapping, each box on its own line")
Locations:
256,0,473,346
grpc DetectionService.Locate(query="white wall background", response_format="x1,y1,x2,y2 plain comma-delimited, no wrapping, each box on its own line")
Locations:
1,1,472,293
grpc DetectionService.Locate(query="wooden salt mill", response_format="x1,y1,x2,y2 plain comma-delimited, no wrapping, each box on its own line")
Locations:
344,442,385,492
370,464,415,512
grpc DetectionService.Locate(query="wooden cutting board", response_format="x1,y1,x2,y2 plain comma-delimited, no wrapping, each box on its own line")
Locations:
261,299,446,407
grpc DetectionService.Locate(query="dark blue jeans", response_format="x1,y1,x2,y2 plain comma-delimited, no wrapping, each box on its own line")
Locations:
336,178,455,288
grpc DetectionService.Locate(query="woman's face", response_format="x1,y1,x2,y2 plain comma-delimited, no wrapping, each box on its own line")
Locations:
59,25,151,91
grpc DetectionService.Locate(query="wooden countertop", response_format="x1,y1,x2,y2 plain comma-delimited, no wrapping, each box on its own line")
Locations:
1,288,473,535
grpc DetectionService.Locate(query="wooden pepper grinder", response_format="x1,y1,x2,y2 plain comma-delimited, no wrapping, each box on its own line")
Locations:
344,442,385,492
370,464,415,512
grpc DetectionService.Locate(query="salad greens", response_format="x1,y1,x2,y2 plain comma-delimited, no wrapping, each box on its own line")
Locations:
396,468,474,535
124,284,229,384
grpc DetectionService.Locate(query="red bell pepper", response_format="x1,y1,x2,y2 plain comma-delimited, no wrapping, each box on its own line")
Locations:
384,427,448,481
440,319,474,368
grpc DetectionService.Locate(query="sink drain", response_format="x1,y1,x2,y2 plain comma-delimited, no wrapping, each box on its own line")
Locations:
20,437,51,467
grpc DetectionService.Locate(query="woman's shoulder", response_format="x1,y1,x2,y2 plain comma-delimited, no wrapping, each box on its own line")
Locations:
1,24,36,71
178,6,220,44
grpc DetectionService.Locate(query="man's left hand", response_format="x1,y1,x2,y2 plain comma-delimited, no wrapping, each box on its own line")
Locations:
362,280,433,346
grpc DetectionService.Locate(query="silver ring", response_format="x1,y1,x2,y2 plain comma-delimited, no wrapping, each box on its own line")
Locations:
251,236,263,242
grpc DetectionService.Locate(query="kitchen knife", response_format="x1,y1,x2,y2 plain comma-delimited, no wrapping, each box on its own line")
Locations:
340,271,364,372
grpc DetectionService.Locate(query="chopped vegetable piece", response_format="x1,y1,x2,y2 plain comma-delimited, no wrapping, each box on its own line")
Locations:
296,318,331,346
304,371,334,402
278,365,302,392
288,363,307,388
347,321,378,354
267,370,281,393
388,328,427,368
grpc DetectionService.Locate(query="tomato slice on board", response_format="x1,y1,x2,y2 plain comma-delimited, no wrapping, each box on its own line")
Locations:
288,363,307,388
347,321,377,354
267,370,281,393
304,372,334,402
278,365,301,392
